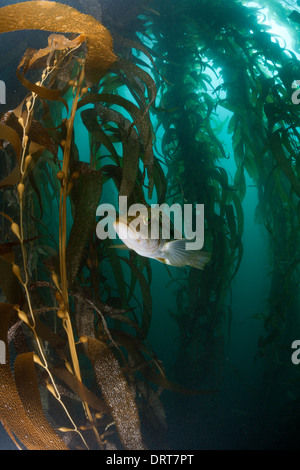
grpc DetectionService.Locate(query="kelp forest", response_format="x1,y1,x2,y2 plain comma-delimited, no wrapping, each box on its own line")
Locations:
0,0,299,450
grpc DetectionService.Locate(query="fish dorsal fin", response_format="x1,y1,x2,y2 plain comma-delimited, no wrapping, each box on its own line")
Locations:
162,239,211,270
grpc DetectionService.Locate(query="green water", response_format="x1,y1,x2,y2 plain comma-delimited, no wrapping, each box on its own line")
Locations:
0,0,300,450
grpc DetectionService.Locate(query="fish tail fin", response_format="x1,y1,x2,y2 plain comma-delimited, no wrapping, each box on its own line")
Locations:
187,251,211,270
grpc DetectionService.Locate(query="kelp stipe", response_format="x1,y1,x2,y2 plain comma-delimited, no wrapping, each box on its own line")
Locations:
0,9,138,450
0,1,176,451
0,35,89,450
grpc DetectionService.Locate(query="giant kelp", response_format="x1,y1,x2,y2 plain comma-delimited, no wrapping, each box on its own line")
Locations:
147,0,246,385
149,0,300,430
1,0,300,451
0,1,170,450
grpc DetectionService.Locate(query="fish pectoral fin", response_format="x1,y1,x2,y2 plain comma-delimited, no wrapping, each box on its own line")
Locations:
162,239,211,270
161,239,188,267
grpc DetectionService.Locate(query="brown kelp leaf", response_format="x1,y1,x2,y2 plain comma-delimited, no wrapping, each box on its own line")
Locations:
0,166,20,189
135,379,168,441
81,335,145,450
0,364,45,450
153,157,167,205
74,289,96,339
100,164,147,206
112,60,155,197
121,257,152,338
78,93,140,114
14,352,69,450
0,211,13,223
0,123,22,163
52,367,109,415
26,145,46,218
0,242,18,262
0,237,39,257
207,167,233,192
104,239,128,306
0,256,23,304
0,304,68,450
16,66,68,111
78,93,154,197
231,192,244,239
18,47,41,75
100,74,124,94
94,104,140,198
34,316,66,359
81,108,119,164
113,34,162,80
27,121,58,158
66,163,102,287
270,131,300,198
116,59,156,112
79,93,152,150
73,287,141,335
0,1,116,83
101,163,122,190
0,418,22,450
225,204,237,247
1,110,57,161
0,303,15,352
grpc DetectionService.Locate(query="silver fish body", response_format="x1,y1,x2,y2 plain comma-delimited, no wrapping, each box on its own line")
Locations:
113,211,211,270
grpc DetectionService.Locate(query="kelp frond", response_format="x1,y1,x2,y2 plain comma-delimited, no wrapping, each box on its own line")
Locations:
0,1,117,83
0,2,168,449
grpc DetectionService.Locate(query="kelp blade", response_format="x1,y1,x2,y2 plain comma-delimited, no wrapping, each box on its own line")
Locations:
0,1,117,83
81,336,145,450
0,304,69,449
